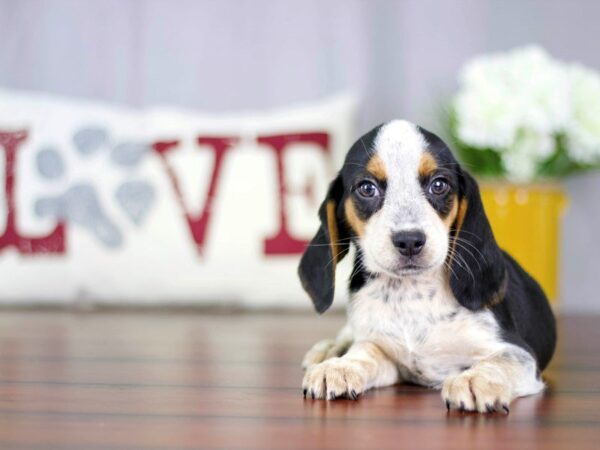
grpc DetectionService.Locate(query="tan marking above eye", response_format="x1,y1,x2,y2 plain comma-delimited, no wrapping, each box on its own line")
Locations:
366,154,387,181
344,198,366,236
418,152,438,178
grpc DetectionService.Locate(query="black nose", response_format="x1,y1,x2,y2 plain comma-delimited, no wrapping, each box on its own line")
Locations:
392,230,426,257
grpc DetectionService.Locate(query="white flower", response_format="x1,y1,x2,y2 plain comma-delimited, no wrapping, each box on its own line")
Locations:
502,129,554,182
454,84,521,149
502,151,538,182
453,45,600,180
453,45,571,180
455,46,569,146
565,64,600,164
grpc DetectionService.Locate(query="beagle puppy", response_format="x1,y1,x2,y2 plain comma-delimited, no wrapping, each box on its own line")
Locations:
299,120,556,413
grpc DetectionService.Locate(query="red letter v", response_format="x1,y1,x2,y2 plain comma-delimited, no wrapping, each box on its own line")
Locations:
153,136,238,255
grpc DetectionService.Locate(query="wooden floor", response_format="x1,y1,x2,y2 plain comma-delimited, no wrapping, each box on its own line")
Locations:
0,311,599,450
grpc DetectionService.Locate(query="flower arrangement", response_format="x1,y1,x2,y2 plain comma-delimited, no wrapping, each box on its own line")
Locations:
450,45,600,182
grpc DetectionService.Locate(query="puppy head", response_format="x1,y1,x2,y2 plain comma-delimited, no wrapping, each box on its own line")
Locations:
299,120,505,313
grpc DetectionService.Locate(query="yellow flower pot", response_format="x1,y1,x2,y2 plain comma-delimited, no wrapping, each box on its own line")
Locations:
480,183,567,305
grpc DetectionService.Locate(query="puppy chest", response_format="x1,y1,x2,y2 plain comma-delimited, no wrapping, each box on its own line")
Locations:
348,279,501,384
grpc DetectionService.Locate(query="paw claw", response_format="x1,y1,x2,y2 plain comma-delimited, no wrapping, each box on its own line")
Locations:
303,388,307,398
302,358,367,401
442,370,513,415
446,400,451,411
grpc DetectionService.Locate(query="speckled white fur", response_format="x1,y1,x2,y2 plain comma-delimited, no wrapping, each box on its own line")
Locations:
302,120,544,412
348,271,499,387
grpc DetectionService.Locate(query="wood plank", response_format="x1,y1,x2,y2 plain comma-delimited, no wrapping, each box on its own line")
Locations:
0,311,599,449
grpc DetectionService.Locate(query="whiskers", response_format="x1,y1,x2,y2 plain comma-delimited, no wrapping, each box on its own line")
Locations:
323,238,353,269
351,254,370,278
303,237,353,248
445,244,474,282
446,234,487,282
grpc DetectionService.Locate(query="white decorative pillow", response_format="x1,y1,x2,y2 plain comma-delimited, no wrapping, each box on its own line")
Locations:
0,90,357,308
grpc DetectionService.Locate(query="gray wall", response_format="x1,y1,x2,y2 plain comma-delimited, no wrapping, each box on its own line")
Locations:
0,0,598,312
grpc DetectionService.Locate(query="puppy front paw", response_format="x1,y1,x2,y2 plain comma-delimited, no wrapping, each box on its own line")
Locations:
302,357,370,400
442,369,512,413
301,339,351,369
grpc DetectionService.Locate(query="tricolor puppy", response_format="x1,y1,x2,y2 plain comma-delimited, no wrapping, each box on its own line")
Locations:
299,120,556,413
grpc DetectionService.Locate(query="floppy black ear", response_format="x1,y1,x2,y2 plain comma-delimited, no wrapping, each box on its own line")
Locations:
298,175,349,313
449,169,507,311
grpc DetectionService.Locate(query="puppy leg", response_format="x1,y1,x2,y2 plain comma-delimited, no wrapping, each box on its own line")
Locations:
303,341,399,400
442,345,544,413
302,325,353,369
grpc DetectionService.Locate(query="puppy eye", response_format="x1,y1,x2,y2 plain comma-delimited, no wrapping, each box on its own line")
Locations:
357,181,379,198
429,178,450,196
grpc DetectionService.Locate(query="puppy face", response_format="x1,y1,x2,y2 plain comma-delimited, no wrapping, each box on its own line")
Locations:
341,121,460,277
299,120,505,314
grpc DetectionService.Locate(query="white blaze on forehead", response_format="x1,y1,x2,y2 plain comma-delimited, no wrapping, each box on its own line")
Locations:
359,120,449,276
374,120,428,226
